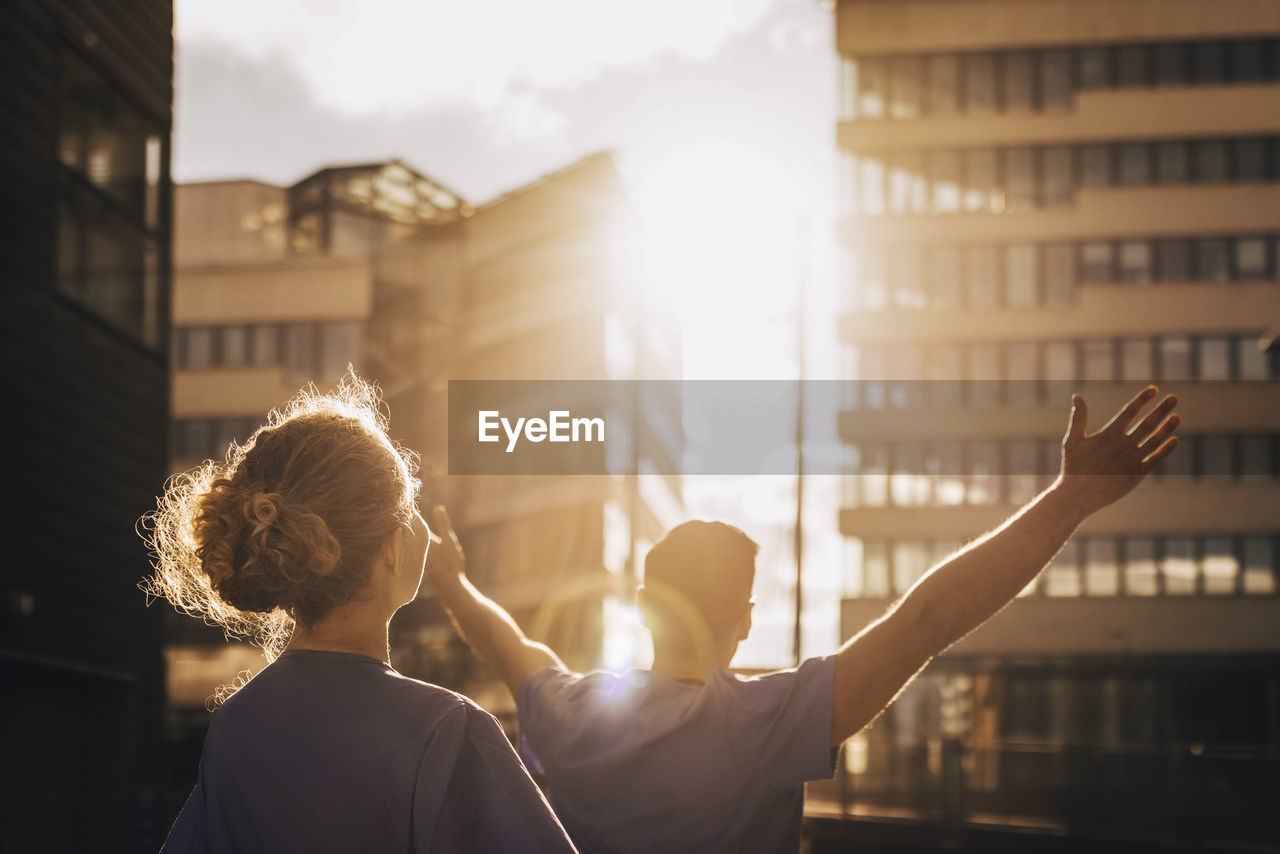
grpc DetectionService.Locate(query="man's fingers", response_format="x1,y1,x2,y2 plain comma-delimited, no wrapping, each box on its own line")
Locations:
1066,394,1088,442
432,505,460,546
1137,411,1181,453
1129,394,1178,441
1142,435,1180,471
1107,385,1158,434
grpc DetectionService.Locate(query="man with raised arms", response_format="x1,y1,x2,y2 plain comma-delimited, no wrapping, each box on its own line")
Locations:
427,387,1180,854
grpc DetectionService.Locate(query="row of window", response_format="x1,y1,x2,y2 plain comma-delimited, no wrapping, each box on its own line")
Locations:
842,137,1280,216
171,321,362,380
843,335,1276,412
841,234,1277,312
844,434,1279,510
840,38,1280,122
171,417,261,462
848,534,1278,599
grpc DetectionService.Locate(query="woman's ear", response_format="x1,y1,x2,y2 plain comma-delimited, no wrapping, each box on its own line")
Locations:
379,525,406,576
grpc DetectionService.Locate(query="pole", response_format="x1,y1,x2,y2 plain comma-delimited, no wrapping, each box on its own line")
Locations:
793,214,808,666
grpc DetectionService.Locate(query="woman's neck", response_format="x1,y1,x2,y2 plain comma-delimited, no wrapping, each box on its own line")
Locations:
285,599,392,664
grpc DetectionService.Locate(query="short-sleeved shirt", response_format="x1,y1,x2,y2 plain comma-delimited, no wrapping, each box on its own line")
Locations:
162,649,576,854
517,655,837,854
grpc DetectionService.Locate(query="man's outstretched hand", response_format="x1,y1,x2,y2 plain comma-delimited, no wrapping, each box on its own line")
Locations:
428,505,467,582
1058,386,1181,515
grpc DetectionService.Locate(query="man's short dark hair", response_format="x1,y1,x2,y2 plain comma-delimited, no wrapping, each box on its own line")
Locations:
643,521,758,645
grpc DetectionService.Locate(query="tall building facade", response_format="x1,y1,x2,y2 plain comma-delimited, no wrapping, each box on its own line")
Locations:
819,2,1280,850
0,1,173,850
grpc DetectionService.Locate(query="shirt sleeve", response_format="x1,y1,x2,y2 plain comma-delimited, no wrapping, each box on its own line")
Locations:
515,664,580,776
413,703,578,854
720,654,838,789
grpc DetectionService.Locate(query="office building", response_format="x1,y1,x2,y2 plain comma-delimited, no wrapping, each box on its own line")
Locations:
818,1,1280,850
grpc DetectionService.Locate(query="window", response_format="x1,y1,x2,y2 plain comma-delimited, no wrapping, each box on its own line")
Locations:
930,150,961,212
1082,339,1115,382
1008,440,1041,505
318,321,361,379
1162,537,1197,595
859,249,888,309
1081,241,1114,283
968,344,1000,408
1231,41,1265,82
1194,238,1229,281
1154,43,1187,86
1121,339,1155,382
889,346,925,408
1155,142,1189,184
1079,47,1111,90
1235,237,1269,279
285,323,319,380
1202,537,1239,595
965,246,999,309
1004,245,1039,306
1191,42,1225,84
927,344,963,409
1085,539,1120,596
1234,139,1266,181
222,325,250,367
964,149,998,212
888,152,928,214
1242,537,1276,595
1116,45,1149,87
859,346,887,409
1193,141,1228,182
1002,52,1035,111
1040,50,1072,111
927,55,960,114
840,57,860,120
1118,240,1153,283
1159,433,1194,479
1159,336,1193,381
185,326,213,369
1200,435,1232,479
1005,342,1039,405
1043,244,1077,305
859,157,886,215
859,445,889,506
1156,239,1191,281
891,444,928,506
965,53,997,112
1081,145,1112,188
1238,335,1269,380
1198,336,1231,380
889,56,924,118
891,248,926,309
1117,144,1150,185
929,443,966,505
858,58,887,118
862,541,891,597
1042,146,1073,206
1125,538,1159,596
1044,340,1076,395
968,441,1001,504
892,541,929,595
928,247,961,310
1046,540,1082,596
253,324,282,366
1240,435,1273,479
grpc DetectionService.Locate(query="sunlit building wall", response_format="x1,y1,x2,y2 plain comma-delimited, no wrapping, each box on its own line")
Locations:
0,1,173,849
821,1,1280,849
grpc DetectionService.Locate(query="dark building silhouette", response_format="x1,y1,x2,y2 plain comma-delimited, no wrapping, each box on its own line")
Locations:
0,1,173,851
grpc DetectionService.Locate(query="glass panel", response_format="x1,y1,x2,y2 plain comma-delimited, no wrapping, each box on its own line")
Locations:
1159,433,1194,479
1200,435,1232,479
891,444,929,506
1042,146,1073,207
1231,40,1265,82
1155,142,1188,184
1242,537,1276,595
891,248,926,309
1194,238,1229,281
318,321,362,379
1040,50,1072,111
930,150,961,212
1085,539,1120,596
1233,139,1265,182
861,346,887,409
969,344,1000,407
1121,339,1155,382
1162,537,1197,595
1082,241,1114,283
1043,244,1077,305
1125,538,1158,596
252,324,282,366
864,540,892,598
888,152,928,214
860,445,889,506
1004,244,1038,307
889,346,925,408
221,325,249,368
1119,240,1153,283
1239,435,1273,479
968,441,1000,504
1116,45,1149,87
858,58,887,118
926,344,963,409
860,157,886,215
1079,47,1111,90
889,56,924,119
285,323,318,380
964,149,998,212
1156,239,1191,281
1154,43,1186,86
1081,145,1112,188
892,541,929,595
965,246,1000,309
1193,141,1228,182
965,53,997,112
1235,237,1269,279
1004,148,1035,210
1159,337,1192,381
1238,335,1268,380
1005,341,1039,405
927,55,960,114
1198,336,1231,380
1191,42,1225,84
185,326,213,369
928,247,961,310
1002,52,1034,111
1046,540,1082,596
840,56,860,120
929,442,966,505
1082,339,1115,382
1045,341,1077,382
1117,144,1150,186
1008,440,1041,505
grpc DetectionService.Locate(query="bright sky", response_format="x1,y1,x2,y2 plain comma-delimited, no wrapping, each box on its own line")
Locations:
174,0,843,665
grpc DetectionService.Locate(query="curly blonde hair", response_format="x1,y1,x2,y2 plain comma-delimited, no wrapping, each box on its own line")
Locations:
140,374,421,660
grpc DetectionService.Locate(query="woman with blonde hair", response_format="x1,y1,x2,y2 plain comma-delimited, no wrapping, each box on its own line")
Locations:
143,375,575,853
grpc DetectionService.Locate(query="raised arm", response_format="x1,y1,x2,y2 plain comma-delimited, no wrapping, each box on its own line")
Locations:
425,506,567,696
830,387,1180,745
